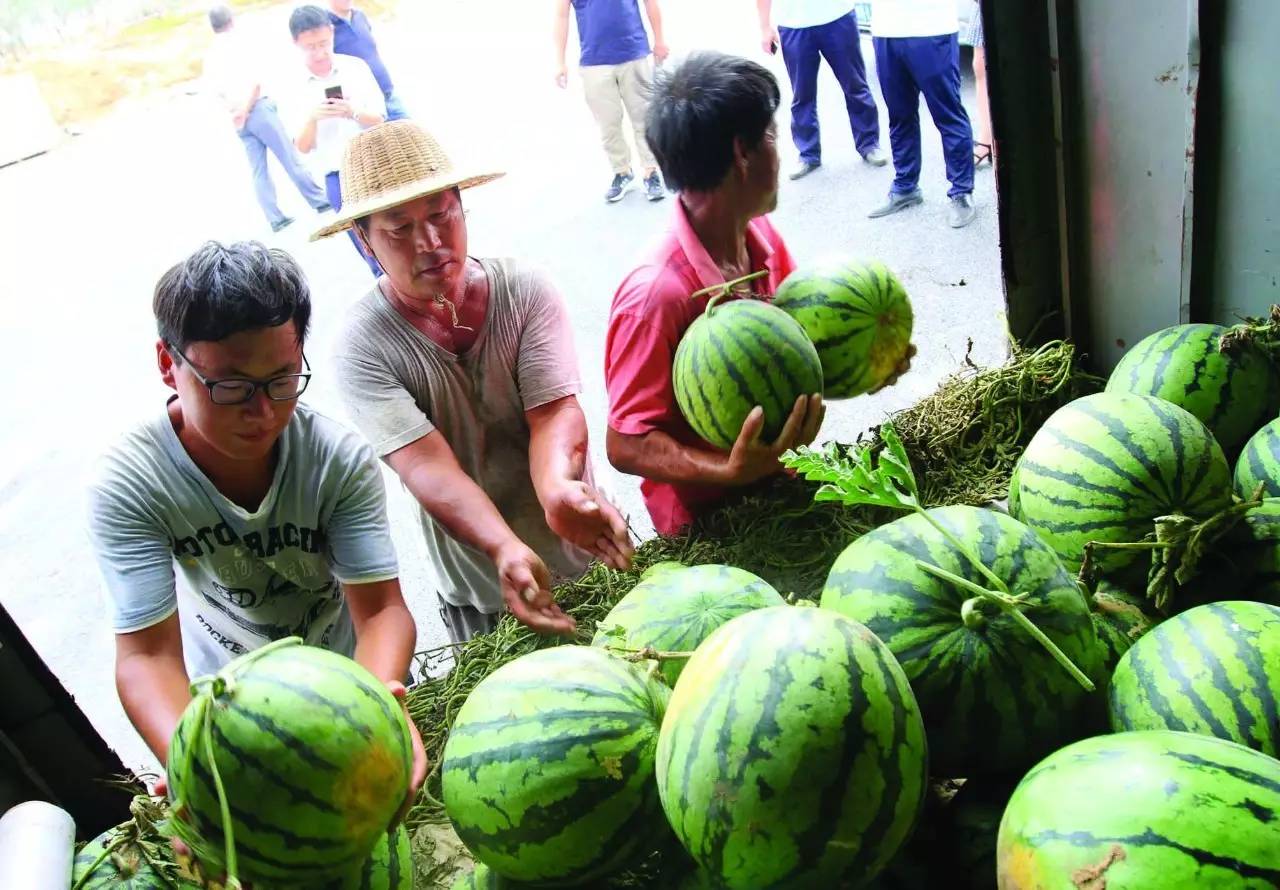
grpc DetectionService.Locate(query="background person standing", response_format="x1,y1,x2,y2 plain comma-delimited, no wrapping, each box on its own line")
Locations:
203,5,330,233
756,0,887,180
327,0,409,121
867,0,976,228
554,0,669,203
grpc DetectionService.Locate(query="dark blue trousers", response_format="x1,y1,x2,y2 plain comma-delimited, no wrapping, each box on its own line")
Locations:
779,11,880,163
872,33,974,198
238,98,328,226
325,172,383,277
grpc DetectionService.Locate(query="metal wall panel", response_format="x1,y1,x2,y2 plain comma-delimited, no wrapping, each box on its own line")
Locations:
1060,0,1200,369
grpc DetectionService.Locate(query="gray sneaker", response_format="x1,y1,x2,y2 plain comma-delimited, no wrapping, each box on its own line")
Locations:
644,171,666,201
949,194,977,228
861,147,889,167
606,172,635,203
867,188,924,219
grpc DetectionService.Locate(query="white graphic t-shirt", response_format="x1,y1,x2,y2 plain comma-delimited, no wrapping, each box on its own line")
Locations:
88,402,399,679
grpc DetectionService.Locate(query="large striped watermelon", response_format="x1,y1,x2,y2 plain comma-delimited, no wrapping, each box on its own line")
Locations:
1011,392,1232,573
1106,322,1280,454
673,297,823,451
997,730,1280,888
1108,601,1280,756
166,638,412,887
656,606,928,889
1235,417,1280,498
590,564,784,685
322,826,413,890
821,505,1102,776
442,645,669,885
72,822,199,889
772,259,914,399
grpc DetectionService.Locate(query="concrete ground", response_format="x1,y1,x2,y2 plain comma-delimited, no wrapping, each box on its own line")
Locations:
0,0,1007,775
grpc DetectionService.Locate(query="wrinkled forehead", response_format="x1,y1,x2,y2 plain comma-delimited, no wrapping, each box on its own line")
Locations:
369,189,464,225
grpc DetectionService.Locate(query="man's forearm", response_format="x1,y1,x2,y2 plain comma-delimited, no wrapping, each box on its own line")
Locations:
553,3,570,66
756,0,773,32
117,653,192,764
400,459,517,560
644,0,665,43
607,427,734,487
295,117,318,153
352,601,416,685
528,399,589,508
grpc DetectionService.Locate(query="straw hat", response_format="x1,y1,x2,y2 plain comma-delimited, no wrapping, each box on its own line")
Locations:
311,120,504,240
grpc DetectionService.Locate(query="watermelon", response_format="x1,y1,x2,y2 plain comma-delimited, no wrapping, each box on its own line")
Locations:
72,823,199,889
673,297,823,451
442,645,669,885
166,638,412,887
640,560,687,581
1090,580,1158,673
1108,601,1280,756
772,259,914,399
1236,417,1280,498
997,730,1280,888
822,505,1102,776
590,564,784,685
322,826,413,890
1011,392,1232,573
656,605,928,889
1106,322,1280,454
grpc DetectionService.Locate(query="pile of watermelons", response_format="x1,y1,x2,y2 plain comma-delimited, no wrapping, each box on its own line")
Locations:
439,284,1280,888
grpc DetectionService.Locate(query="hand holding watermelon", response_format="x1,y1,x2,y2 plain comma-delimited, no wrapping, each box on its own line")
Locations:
385,680,429,824
721,393,825,485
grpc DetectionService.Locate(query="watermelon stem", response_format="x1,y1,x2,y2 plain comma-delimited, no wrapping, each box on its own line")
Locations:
201,689,241,889
607,644,695,664
690,270,770,311
915,560,1096,692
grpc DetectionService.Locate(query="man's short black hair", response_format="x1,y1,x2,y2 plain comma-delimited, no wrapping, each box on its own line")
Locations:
289,4,332,40
208,5,232,32
154,242,311,358
645,52,781,193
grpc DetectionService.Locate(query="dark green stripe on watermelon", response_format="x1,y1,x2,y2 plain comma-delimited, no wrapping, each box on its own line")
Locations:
822,505,1101,777
997,731,1280,886
1108,601,1280,756
656,606,927,889
1107,322,1280,455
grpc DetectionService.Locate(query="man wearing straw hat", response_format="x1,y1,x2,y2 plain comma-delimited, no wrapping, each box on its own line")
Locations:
318,120,633,643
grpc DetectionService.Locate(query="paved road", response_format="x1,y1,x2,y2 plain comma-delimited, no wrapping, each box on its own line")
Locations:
0,0,1006,774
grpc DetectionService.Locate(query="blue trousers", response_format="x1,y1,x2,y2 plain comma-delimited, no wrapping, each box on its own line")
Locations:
238,99,328,226
384,90,409,122
872,33,974,198
325,172,383,277
780,11,880,163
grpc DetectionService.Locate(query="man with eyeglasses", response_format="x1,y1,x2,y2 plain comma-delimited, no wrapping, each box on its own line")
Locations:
87,241,425,796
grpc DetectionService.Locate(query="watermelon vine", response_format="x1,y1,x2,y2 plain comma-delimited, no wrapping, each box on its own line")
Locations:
783,426,1095,691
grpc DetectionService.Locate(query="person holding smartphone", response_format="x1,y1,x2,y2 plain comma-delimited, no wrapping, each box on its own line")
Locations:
284,5,386,275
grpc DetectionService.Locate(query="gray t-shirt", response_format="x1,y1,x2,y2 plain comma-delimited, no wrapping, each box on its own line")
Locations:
334,257,592,612
87,403,399,679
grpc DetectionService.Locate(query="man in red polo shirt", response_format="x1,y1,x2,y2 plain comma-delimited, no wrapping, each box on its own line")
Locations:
604,52,825,535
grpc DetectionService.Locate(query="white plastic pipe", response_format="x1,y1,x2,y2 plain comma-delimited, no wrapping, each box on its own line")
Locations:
0,801,75,890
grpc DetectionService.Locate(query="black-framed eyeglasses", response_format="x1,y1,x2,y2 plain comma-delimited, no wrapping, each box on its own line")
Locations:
168,344,312,406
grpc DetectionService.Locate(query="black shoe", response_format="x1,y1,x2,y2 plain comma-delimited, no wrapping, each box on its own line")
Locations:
606,172,635,203
270,216,296,233
644,172,666,201
789,161,821,181
861,147,889,167
314,202,333,213
867,189,924,218
949,193,977,228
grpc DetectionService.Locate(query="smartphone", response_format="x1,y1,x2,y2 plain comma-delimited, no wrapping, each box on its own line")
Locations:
324,85,344,100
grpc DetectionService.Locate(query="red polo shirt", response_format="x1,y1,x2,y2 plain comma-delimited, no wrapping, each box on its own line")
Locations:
604,200,797,536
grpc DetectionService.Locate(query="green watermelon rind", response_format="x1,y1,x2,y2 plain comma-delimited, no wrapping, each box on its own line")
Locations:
1107,600,1280,757
1235,417,1280,499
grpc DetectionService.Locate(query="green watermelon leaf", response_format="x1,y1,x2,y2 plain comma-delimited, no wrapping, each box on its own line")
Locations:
782,425,920,513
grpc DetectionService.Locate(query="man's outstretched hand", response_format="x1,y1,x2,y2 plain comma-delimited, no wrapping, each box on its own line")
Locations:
494,538,576,636
543,480,634,570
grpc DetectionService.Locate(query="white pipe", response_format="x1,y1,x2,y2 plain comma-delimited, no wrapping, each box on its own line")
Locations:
0,801,76,890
